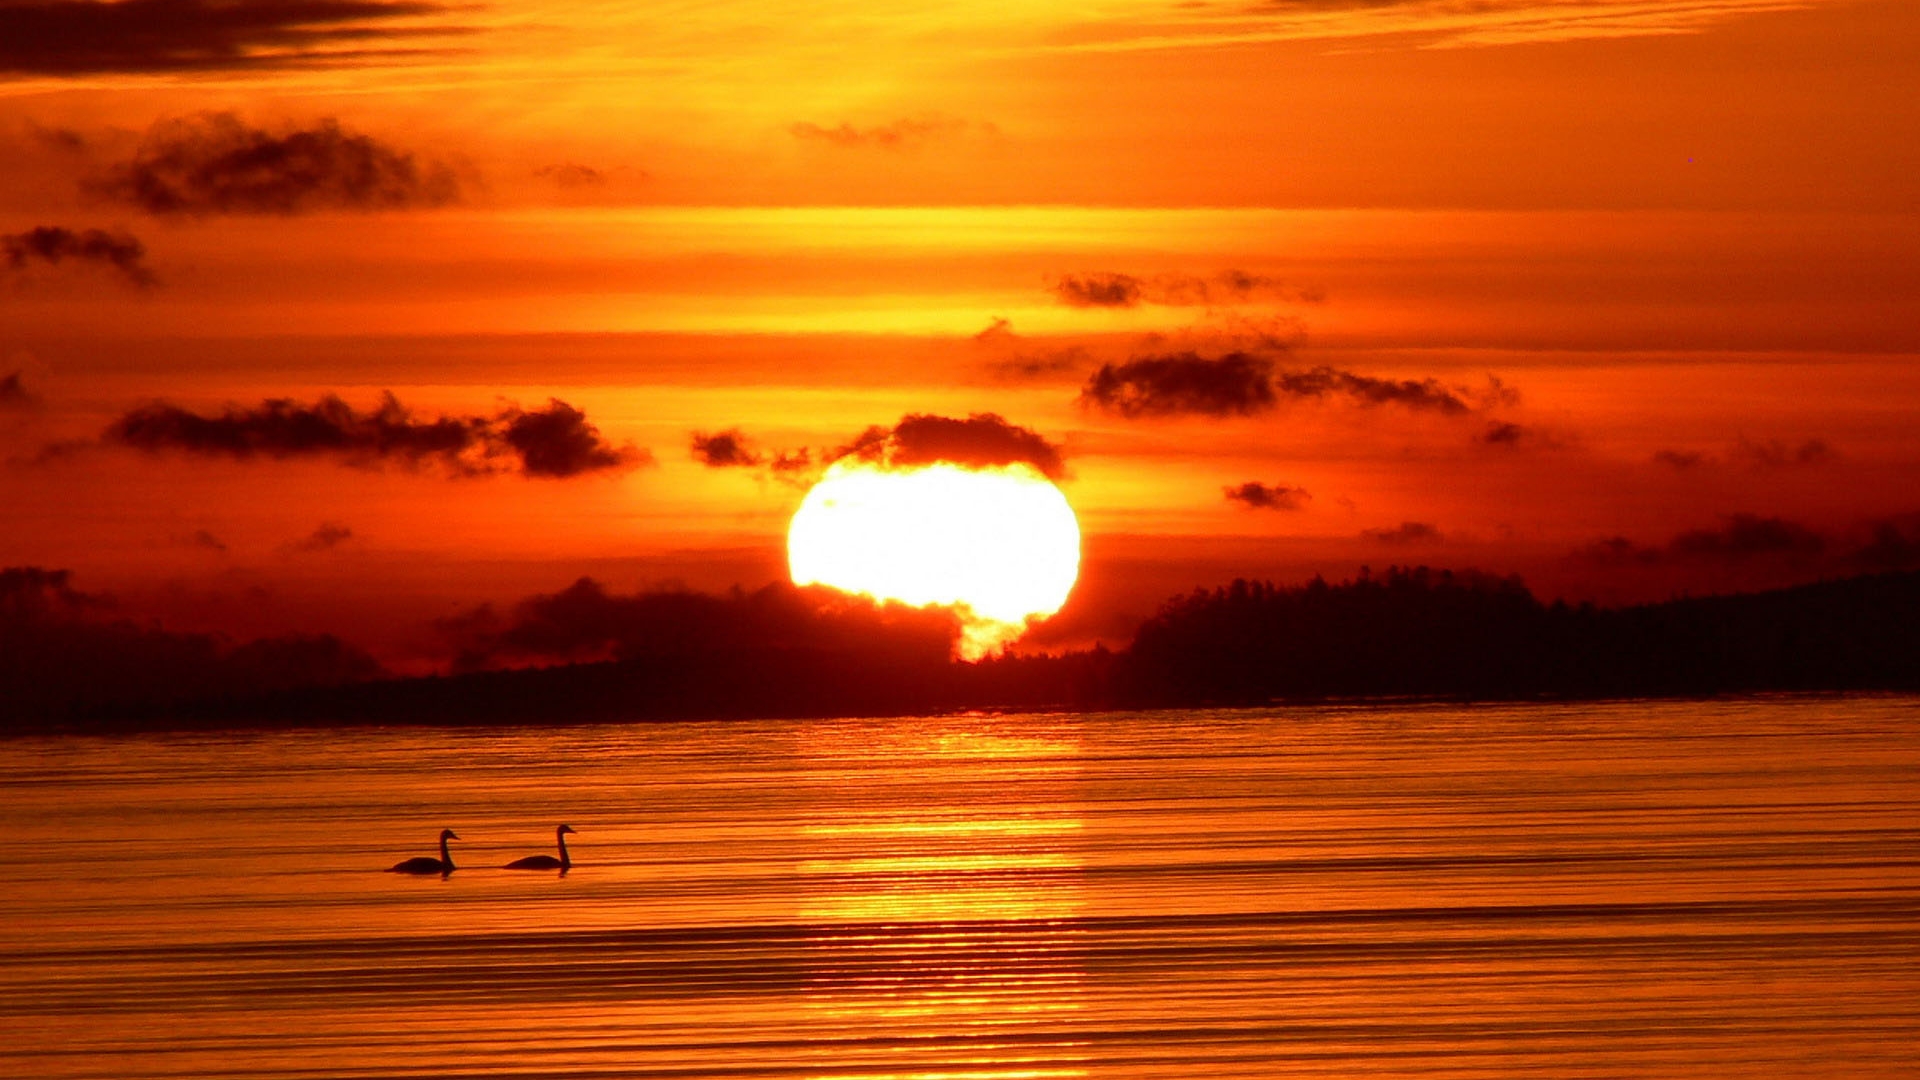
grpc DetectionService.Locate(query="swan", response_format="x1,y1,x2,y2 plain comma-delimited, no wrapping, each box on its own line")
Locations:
390,829,459,875
504,824,576,871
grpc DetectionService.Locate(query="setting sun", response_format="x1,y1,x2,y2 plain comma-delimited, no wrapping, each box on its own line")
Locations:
788,461,1081,659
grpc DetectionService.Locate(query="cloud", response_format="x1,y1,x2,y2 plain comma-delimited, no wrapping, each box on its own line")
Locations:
3,565,382,717
1080,352,1277,417
0,0,467,76
0,371,37,410
1364,521,1442,545
290,522,352,552
534,163,606,188
438,578,960,673
500,399,642,478
1733,437,1833,470
1052,269,1322,308
1224,481,1311,511
1054,272,1144,308
1653,449,1707,470
1669,514,1826,561
833,412,1068,481
973,316,1016,344
3,226,156,287
1273,366,1471,414
1478,420,1527,446
1577,536,1664,566
1854,514,1920,571
90,113,462,216
1071,0,1815,54
101,392,646,479
690,428,764,468
181,528,227,552
789,115,987,150
1581,514,1829,567
0,565,97,619
989,347,1091,384
1080,353,1478,419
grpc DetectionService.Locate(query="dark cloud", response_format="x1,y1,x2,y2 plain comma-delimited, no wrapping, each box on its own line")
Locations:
291,522,352,552
28,123,89,153
101,392,645,479
1054,272,1145,308
0,370,37,409
3,225,156,286
0,565,97,619
690,428,764,468
1052,269,1321,308
1653,449,1706,470
789,115,985,150
1224,481,1311,511
91,113,462,216
1734,437,1832,470
833,412,1067,481
1081,353,1476,419
1668,514,1826,561
1364,521,1442,545
501,399,641,478
1478,420,1526,446
1080,352,1277,417
0,0,465,76
439,578,960,673
182,528,227,552
2,565,382,719
1854,514,1920,571
1273,366,1471,414
973,316,1016,343
1477,374,1522,409
1578,536,1664,566
1583,512,1920,573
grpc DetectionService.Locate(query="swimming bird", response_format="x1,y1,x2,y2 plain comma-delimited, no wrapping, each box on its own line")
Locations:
390,829,459,875
504,824,576,871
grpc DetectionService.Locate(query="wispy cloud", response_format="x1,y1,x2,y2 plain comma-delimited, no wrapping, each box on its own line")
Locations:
790,115,991,151
1053,269,1322,308
1065,0,1823,54
0,0,470,77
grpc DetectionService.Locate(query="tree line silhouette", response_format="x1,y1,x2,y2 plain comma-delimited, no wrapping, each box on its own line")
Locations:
6,565,1918,732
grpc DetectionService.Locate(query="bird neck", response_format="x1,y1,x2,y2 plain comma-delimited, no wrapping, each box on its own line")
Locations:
557,831,570,868
440,835,454,870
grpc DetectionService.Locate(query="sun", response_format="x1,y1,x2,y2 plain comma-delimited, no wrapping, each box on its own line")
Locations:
788,460,1081,659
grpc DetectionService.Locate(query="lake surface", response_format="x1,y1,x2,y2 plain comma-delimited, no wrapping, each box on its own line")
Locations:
2,697,1917,1078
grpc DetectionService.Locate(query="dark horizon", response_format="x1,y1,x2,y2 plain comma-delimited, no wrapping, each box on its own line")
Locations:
10,563,1917,733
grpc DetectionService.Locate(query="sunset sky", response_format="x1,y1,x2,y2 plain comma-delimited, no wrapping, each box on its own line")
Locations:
4,0,1918,672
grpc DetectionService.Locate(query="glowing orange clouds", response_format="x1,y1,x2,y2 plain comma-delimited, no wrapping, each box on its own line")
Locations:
787,461,1081,659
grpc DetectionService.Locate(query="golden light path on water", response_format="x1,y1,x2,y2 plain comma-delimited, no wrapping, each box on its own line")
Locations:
787,460,1081,658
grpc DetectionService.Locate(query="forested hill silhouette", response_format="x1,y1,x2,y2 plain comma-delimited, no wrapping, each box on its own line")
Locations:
6,567,1918,732
1114,566,1920,705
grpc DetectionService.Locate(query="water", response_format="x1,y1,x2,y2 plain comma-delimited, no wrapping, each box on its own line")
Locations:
2,697,1917,1078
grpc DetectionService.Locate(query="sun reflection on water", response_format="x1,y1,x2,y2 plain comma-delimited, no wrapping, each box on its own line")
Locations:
789,719,1092,1078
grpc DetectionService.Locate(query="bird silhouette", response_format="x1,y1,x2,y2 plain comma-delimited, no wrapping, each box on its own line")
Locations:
504,824,576,872
390,828,459,876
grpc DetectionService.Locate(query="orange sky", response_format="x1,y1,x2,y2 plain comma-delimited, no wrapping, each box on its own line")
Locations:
3,0,1917,669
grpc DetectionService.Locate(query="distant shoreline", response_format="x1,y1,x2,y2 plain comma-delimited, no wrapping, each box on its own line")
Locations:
8,567,1918,737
